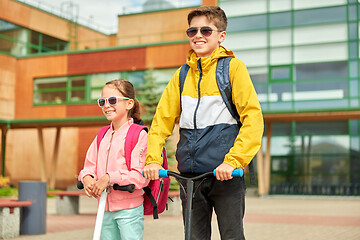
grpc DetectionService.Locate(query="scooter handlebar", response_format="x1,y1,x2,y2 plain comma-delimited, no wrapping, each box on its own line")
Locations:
158,169,244,178
77,181,135,193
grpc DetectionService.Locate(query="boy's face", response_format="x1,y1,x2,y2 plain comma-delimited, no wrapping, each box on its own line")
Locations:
187,15,226,58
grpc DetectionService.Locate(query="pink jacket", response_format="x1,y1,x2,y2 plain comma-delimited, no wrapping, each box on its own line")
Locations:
78,119,149,212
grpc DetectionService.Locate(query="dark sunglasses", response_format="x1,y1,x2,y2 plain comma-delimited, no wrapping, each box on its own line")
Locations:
97,96,130,107
186,27,222,38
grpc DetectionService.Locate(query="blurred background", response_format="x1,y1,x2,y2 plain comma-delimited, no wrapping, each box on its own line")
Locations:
0,0,359,198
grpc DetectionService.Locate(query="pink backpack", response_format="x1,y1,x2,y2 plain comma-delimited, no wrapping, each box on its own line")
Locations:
97,124,170,219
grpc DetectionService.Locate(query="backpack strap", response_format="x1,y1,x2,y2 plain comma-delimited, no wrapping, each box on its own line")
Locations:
216,57,241,126
216,57,256,185
124,124,148,171
143,186,159,219
97,125,111,151
179,63,190,95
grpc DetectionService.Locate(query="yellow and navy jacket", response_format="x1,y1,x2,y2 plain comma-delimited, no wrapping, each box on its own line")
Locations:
146,46,264,173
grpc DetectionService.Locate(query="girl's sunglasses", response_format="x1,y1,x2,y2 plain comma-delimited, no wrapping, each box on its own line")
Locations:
97,96,130,107
186,27,221,38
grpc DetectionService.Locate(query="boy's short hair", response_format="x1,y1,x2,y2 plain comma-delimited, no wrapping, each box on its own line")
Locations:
187,6,227,31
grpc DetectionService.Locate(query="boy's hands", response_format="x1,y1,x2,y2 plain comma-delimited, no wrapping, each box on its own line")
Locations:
143,163,164,180
215,163,234,181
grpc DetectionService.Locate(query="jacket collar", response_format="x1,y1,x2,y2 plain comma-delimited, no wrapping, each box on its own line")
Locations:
186,46,235,70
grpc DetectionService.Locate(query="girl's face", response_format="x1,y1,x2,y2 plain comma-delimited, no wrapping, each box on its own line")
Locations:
188,15,226,58
100,84,134,130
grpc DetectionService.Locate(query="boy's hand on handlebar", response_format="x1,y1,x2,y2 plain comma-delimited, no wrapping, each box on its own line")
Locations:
215,163,234,181
143,163,164,180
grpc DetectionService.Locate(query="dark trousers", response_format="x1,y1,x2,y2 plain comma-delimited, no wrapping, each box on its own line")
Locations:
179,175,246,240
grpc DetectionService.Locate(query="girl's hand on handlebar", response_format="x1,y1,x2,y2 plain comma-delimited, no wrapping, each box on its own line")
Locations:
143,163,164,180
215,163,234,181
83,175,96,198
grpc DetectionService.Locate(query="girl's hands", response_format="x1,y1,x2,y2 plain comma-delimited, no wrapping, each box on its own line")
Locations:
92,174,110,198
82,174,110,198
83,175,96,198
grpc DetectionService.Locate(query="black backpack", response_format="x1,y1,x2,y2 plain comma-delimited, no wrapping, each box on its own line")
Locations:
179,57,256,184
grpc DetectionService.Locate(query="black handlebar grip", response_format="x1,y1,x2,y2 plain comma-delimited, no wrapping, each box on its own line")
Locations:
77,181,84,189
113,184,135,193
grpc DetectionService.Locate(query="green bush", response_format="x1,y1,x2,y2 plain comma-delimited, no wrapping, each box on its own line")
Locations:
0,187,18,197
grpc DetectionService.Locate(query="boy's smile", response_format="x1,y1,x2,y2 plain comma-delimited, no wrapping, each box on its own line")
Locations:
188,15,226,57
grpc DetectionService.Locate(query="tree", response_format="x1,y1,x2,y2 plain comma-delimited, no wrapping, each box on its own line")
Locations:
139,67,162,126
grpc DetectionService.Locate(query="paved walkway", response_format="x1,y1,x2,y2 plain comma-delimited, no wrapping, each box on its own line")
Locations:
13,194,360,240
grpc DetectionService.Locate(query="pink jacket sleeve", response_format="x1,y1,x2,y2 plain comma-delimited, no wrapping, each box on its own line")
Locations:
78,136,98,181
107,130,149,189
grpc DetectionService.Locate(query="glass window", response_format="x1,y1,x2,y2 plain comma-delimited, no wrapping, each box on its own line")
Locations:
249,67,268,83
34,77,67,104
348,4,358,21
295,121,348,135
349,41,358,59
269,12,291,28
272,122,292,136
349,23,358,40
227,14,267,32
294,6,346,26
270,83,292,102
69,76,86,101
347,61,358,77
350,80,358,97
295,62,348,81
271,66,291,80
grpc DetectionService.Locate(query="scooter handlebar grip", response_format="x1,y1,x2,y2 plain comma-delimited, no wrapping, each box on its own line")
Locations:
158,170,169,178
113,184,135,193
213,169,244,177
77,181,84,189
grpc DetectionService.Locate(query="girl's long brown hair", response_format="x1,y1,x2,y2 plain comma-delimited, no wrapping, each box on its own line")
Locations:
105,79,142,124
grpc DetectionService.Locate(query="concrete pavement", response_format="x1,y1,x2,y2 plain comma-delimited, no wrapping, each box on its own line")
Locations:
12,194,360,240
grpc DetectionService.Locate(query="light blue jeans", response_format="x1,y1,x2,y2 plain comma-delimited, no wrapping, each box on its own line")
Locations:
100,204,144,240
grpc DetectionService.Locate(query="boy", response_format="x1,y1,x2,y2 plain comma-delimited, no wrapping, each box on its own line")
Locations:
144,6,263,240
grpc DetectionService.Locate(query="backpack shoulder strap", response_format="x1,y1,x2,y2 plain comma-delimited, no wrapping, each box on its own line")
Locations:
97,125,111,151
216,57,240,125
124,124,148,171
179,63,190,95
216,57,256,185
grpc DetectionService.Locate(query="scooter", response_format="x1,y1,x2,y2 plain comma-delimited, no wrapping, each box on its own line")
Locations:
77,181,135,240
158,169,243,240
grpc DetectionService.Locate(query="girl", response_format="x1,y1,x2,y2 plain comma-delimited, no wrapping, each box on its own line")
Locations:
78,79,149,240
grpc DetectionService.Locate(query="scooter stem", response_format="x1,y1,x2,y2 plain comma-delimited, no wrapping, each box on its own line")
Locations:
93,190,107,240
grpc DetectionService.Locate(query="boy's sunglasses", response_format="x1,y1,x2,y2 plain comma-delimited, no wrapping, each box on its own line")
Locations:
97,96,130,107
186,27,221,38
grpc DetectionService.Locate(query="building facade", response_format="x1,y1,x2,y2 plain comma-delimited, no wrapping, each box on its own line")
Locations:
0,0,359,195
220,0,360,195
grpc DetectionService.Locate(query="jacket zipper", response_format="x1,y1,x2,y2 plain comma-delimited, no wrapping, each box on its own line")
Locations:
191,59,203,171
104,132,114,211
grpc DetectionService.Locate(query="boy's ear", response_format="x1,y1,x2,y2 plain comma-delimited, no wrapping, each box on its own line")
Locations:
218,31,226,44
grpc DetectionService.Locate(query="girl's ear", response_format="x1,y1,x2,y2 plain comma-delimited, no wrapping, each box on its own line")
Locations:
126,99,135,111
